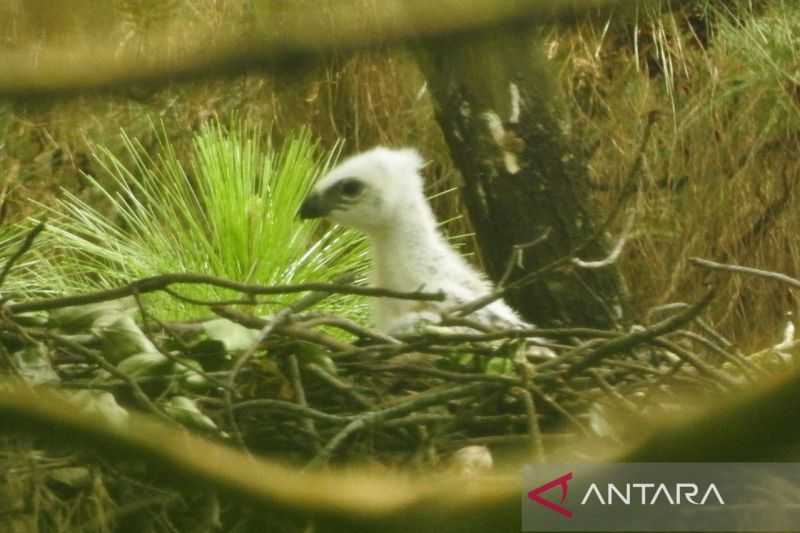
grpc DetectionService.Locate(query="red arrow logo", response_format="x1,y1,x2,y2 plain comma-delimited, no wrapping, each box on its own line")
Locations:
527,472,573,518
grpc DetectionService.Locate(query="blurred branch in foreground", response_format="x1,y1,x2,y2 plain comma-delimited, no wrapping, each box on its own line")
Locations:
3,369,800,532
0,0,688,99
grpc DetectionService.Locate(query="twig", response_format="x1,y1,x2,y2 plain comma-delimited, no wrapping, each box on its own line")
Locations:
671,330,758,378
212,307,352,352
511,387,545,463
224,287,337,447
498,230,552,286
0,220,46,290
287,353,320,451
440,230,552,320
528,385,591,436
395,327,618,345
131,290,235,393
305,363,374,409
232,399,350,424
598,110,659,233
363,363,520,385
8,272,444,314
649,338,740,389
306,382,498,468
588,370,639,413
35,330,172,423
648,303,737,350
383,413,530,428
690,257,800,290
162,287,274,307
572,209,635,269
560,288,716,376
294,315,401,345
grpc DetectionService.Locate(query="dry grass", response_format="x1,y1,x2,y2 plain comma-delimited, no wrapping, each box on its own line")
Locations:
552,1,800,349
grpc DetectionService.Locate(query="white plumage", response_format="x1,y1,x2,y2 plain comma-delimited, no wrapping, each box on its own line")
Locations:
299,147,530,335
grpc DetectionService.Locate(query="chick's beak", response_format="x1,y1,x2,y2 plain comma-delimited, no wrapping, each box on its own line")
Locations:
298,192,329,220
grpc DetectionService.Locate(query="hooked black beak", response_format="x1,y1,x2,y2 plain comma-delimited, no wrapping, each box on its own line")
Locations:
298,192,329,220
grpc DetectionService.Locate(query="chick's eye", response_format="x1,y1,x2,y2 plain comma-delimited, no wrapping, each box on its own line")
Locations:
339,179,364,198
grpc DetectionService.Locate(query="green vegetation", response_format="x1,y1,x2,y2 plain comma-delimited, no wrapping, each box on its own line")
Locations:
11,121,369,319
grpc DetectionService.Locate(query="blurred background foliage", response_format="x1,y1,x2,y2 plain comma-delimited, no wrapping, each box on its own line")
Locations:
0,0,798,348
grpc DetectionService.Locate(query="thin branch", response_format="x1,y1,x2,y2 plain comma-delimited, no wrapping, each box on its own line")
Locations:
572,209,635,269
287,353,321,451
233,399,350,424
598,110,659,233
364,363,521,385
690,257,800,290
588,370,639,413
162,287,273,307
559,288,716,376
0,0,682,99
305,363,374,409
529,384,591,435
511,387,545,463
223,286,339,447
649,338,740,389
294,315,401,344
671,330,758,378
498,229,552,286
8,272,444,315
0,220,46,290
131,290,235,393
306,382,498,468
35,330,172,423
211,307,352,352
395,326,618,345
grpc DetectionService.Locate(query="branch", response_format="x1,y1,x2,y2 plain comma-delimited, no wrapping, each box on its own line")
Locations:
7,272,444,314
560,288,716,376
572,210,634,269
287,353,321,451
0,0,685,100
223,288,334,447
211,307,353,353
0,382,523,533
690,257,800,290
233,399,350,424
35,330,172,423
512,387,546,462
0,220,46,290
306,382,499,468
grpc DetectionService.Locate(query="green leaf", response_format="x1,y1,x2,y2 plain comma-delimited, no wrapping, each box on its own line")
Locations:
484,356,514,376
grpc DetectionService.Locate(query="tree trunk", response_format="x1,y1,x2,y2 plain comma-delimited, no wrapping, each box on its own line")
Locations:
417,30,629,329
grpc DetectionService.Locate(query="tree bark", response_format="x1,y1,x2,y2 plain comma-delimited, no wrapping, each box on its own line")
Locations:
417,30,629,329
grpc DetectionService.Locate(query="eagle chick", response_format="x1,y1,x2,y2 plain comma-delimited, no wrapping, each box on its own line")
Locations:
299,147,528,335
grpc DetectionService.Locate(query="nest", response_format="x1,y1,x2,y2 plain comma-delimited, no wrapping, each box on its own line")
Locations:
0,228,794,532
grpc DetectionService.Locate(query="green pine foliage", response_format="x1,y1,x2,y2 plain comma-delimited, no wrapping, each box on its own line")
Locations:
14,120,370,319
